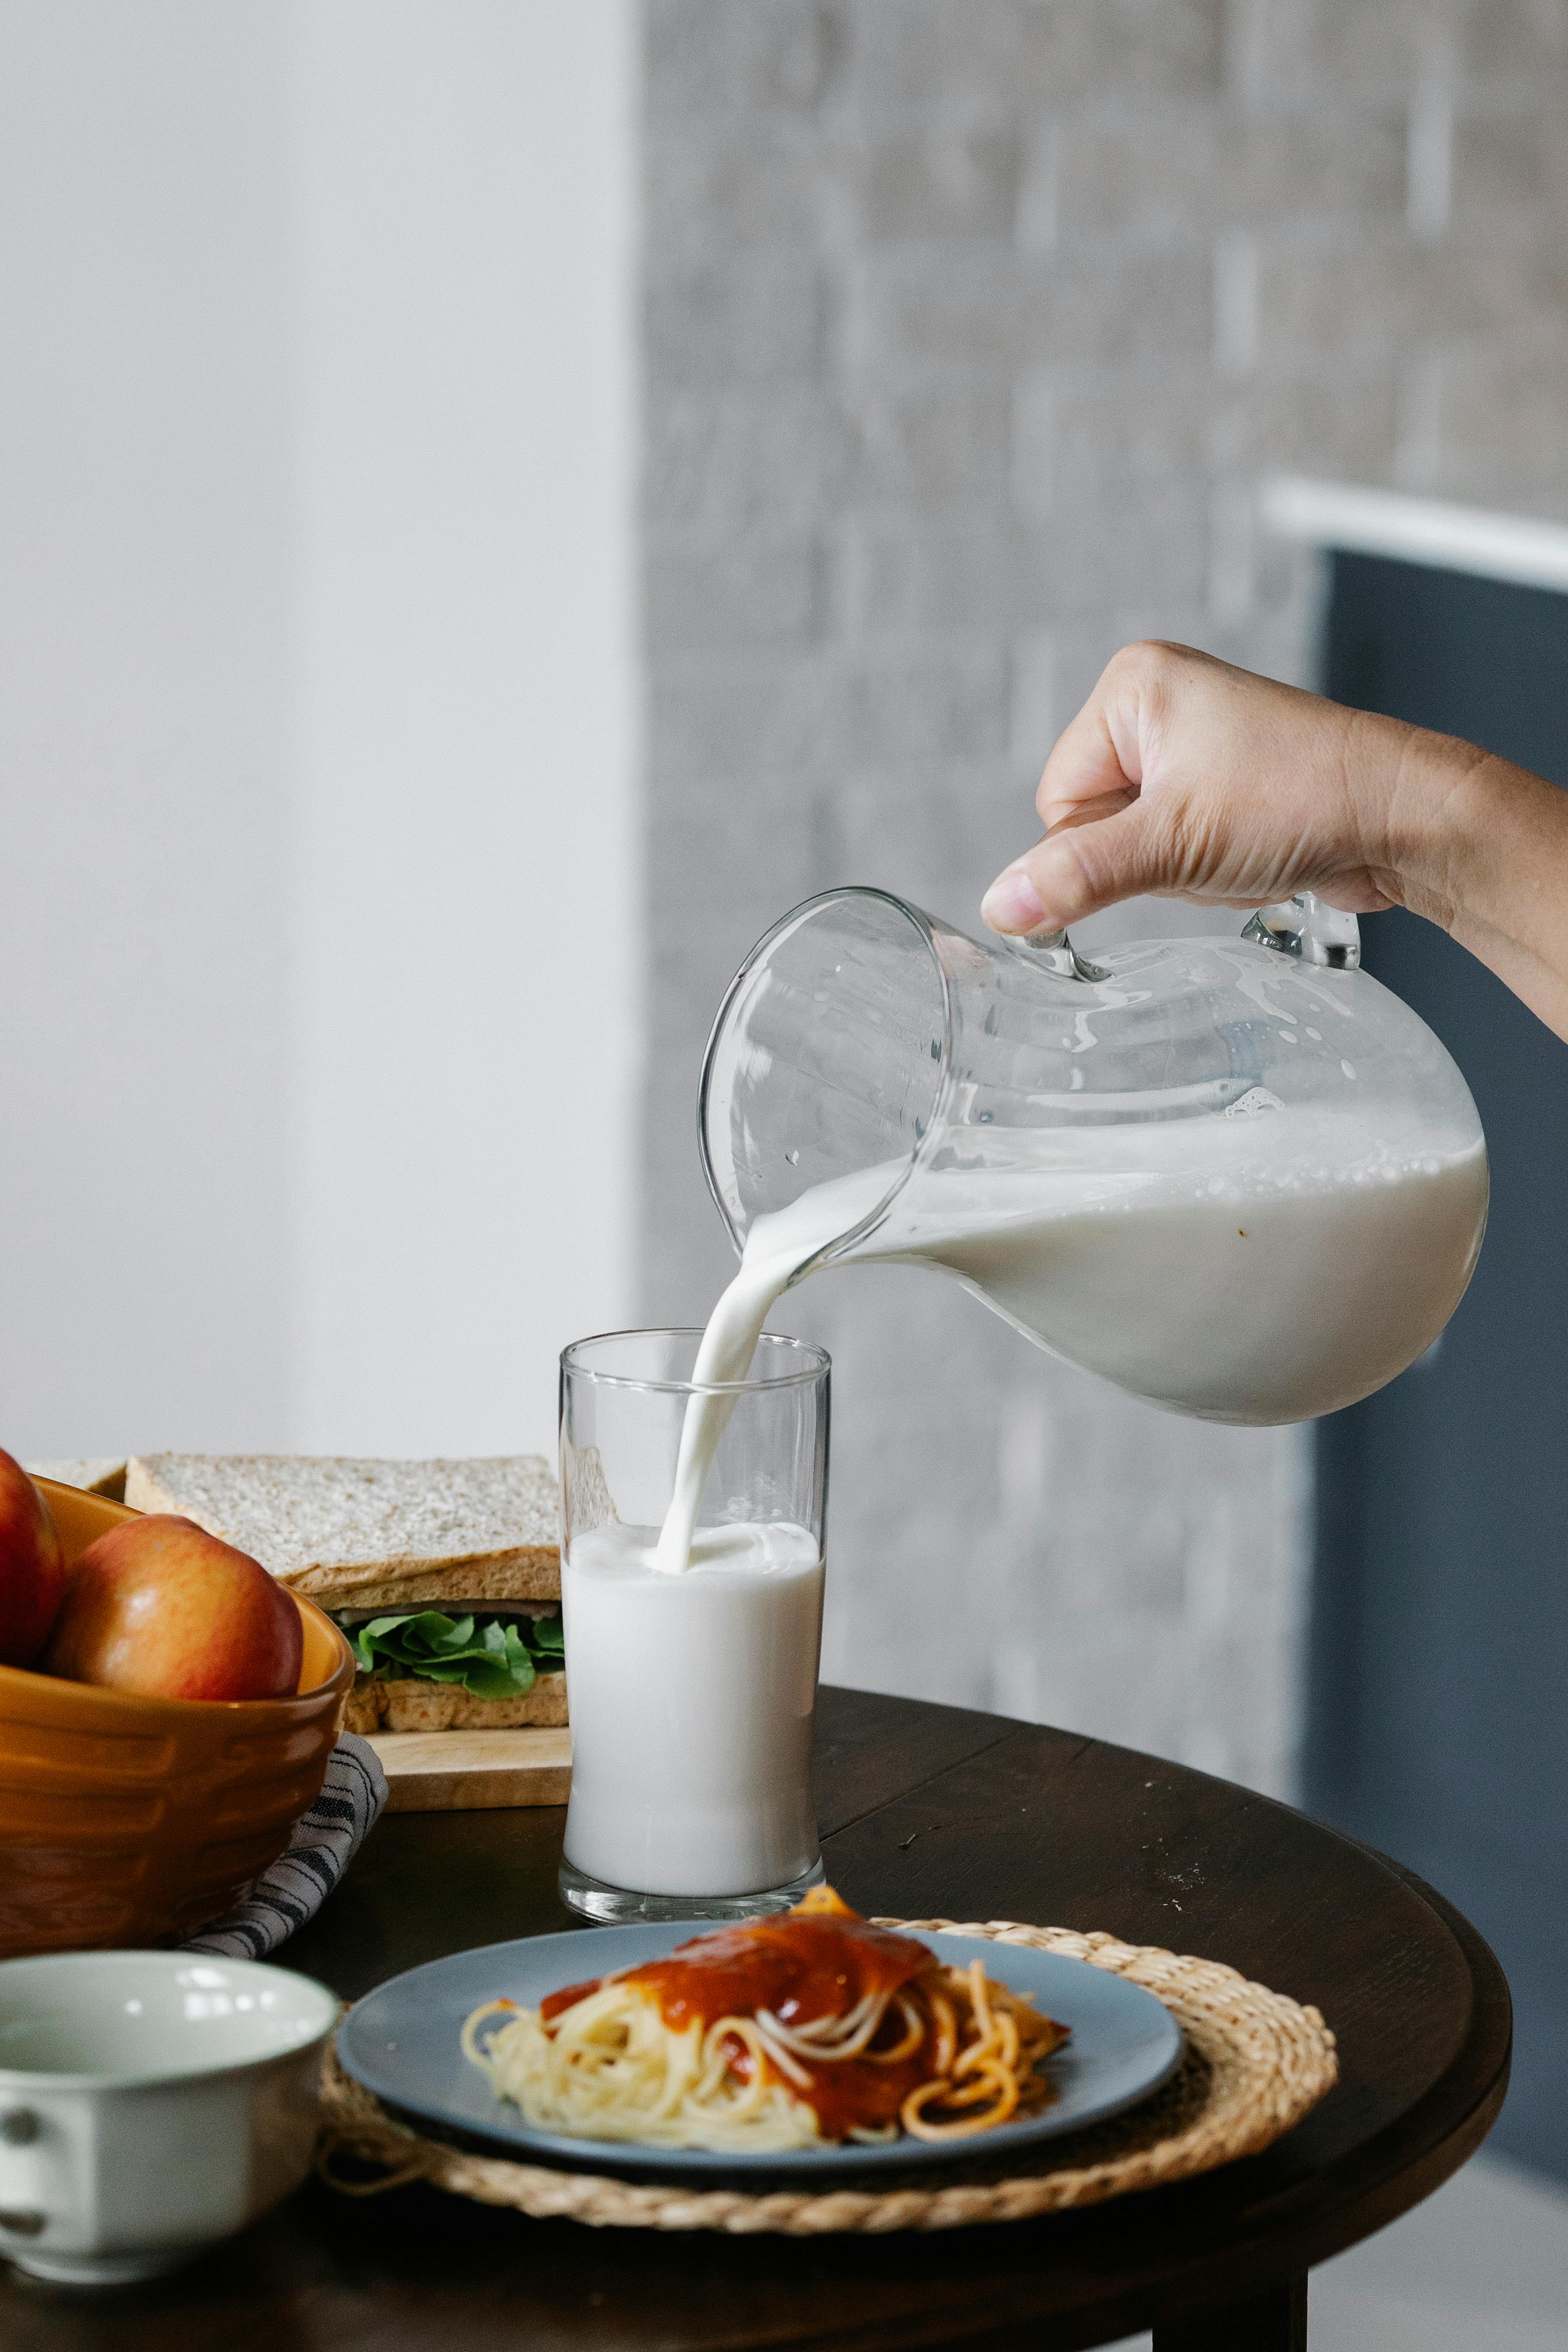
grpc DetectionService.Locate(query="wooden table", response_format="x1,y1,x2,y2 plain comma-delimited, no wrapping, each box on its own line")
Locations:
1,1689,1509,2351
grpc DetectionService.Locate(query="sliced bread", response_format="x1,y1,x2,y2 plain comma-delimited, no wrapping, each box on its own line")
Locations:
343,1671,569,1736
27,1458,129,1500
123,1454,559,1601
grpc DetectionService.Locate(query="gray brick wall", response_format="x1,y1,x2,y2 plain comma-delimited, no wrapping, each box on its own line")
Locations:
640,0,1568,1798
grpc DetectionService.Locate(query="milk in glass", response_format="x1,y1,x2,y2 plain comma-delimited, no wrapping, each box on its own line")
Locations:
562,1522,822,1896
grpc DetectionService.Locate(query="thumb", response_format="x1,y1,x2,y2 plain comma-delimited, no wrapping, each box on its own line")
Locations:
981,803,1181,935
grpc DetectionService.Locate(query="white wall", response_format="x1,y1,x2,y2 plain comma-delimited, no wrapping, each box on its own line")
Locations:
0,1,640,1463
0,2,296,1457
289,3,641,1456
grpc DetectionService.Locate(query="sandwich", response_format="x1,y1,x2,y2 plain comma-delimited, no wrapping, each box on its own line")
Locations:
123,1454,564,1736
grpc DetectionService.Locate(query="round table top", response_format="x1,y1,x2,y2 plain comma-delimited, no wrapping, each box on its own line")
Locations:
1,1688,1509,2352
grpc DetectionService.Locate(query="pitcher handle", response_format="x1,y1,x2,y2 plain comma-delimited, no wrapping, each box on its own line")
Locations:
1241,893,1361,971
1009,927,1109,984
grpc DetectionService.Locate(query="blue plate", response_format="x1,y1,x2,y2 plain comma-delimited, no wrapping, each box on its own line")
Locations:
338,1922,1183,2181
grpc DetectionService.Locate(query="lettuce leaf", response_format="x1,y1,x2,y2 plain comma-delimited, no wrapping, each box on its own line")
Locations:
529,1613,564,1666
337,1609,564,1701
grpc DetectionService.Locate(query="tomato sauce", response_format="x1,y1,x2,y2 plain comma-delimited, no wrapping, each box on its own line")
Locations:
537,1899,944,2139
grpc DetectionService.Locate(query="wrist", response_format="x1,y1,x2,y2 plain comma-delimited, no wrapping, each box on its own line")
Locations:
1355,717,1515,933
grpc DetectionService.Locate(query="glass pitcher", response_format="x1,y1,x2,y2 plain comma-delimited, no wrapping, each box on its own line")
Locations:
697,888,1488,1425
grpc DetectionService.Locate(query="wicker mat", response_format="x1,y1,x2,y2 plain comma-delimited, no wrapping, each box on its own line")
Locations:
317,1918,1338,2236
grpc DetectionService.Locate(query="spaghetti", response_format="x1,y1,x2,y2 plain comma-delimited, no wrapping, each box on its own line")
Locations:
460,1886,1068,2152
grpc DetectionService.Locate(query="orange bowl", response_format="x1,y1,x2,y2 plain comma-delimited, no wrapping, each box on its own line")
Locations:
0,1480,354,1959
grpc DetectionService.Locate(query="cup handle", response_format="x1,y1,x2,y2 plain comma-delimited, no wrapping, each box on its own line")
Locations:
0,2108,46,2236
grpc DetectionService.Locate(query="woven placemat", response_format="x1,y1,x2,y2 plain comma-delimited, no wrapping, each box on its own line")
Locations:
317,1918,1337,2236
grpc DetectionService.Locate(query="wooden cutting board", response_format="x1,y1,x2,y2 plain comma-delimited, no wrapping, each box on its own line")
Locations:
367,1726,572,1814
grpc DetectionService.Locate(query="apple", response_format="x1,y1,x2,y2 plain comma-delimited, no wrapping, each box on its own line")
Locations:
42,1514,303,1703
0,1448,66,1667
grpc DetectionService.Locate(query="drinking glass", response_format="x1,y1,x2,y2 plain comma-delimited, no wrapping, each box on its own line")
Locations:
557,1328,829,1922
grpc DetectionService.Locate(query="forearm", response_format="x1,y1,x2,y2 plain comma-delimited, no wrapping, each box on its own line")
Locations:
1376,727,1568,1040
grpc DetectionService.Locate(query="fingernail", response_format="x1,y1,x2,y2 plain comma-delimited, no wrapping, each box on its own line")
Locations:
981,867,1047,933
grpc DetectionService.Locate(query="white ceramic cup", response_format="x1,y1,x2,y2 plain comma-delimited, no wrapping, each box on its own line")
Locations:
0,1950,338,2285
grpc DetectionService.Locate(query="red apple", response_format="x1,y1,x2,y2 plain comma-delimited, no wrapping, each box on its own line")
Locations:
42,1514,303,1703
0,1448,66,1667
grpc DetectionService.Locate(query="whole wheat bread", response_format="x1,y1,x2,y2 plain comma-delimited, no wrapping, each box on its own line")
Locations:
343,1671,568,1735
123,1454,559,1602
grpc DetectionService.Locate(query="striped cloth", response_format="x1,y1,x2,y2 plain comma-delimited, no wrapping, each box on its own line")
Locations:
181,1733,388,1961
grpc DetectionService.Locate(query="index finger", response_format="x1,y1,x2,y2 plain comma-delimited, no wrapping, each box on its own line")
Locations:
1036,653,1159,831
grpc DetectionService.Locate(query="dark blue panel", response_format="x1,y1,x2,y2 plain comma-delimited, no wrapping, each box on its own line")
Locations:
1324,549,1568,786
1307,551,1568,2181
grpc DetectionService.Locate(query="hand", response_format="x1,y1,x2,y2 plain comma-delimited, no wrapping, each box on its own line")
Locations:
981,640,1568,1042
981,642,1477,935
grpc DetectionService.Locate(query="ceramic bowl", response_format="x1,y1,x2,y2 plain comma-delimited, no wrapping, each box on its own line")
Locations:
0,1482,354,1960
0,1948,337,2283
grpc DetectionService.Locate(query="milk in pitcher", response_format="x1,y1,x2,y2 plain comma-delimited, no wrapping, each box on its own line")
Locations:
658,1095,1485,1550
